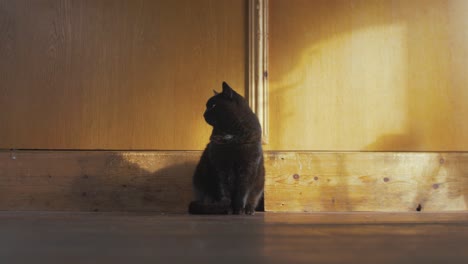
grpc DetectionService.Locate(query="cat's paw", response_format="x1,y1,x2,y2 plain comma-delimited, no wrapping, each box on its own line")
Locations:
232,207,245,215
188,201,201,214
245,205,256,215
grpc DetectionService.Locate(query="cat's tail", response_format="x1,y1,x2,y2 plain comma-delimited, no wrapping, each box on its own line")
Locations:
188,200,230,215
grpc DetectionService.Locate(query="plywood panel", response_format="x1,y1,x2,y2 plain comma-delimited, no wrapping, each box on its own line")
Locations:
265,152,468,212
268,0,468,151
1,150,467,212
0,0,246,150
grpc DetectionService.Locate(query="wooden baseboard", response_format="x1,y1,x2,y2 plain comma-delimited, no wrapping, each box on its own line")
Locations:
0,151,198,212
266,152,468,212
1,150,467,212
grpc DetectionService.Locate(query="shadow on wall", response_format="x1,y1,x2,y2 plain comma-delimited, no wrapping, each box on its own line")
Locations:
71,152,265,212
269,0,468,151
72,152,198,212
268,0,468,209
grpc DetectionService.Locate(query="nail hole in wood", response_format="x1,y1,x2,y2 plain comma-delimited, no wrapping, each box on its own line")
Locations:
416,204,422,211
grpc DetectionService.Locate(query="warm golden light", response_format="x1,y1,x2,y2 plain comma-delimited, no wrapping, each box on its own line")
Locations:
268,0,468,151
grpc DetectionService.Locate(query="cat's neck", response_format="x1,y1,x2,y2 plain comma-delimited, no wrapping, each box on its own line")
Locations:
210,127,261,145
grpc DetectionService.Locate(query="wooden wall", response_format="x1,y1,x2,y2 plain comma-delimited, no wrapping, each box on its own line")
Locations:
0,0,246,150
268,0,468,151
1,1,468,213
2,150,467,212
265,152,468,212
3,0,466,152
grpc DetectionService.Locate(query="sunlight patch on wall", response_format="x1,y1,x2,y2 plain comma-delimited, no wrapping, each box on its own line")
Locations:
269,23,407,150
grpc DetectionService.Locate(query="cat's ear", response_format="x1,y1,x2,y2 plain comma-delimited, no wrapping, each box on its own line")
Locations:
222,81,233,99
213,90,219,95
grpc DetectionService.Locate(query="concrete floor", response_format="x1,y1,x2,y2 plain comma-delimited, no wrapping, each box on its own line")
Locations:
1,212,468,264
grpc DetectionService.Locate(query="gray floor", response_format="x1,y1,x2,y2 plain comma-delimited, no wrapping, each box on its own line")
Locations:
1,211,468,264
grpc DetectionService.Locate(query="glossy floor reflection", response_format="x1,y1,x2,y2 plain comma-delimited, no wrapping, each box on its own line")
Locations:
1,212,467,263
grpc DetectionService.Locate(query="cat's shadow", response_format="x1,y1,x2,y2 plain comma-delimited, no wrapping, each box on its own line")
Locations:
70,152,265,213
72,153,198,212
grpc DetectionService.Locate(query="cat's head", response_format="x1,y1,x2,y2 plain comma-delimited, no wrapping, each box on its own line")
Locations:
203,82,251,131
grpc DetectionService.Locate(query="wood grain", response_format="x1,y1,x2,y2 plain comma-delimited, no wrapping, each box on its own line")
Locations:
268,0,468,151
1,212,468,264
265,152,468,212
0,0,247,150
0,150,199,212
1,150,467,212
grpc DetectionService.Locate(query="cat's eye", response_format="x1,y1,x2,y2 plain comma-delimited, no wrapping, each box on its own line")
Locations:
207,103,216,109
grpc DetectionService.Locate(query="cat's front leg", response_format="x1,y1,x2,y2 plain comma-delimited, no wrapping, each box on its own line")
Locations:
217,170,232,209
244,161,265,215
232,167,256,214
232,191,247,215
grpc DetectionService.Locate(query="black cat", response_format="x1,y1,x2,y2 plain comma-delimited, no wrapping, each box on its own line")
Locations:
188,82,265,215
